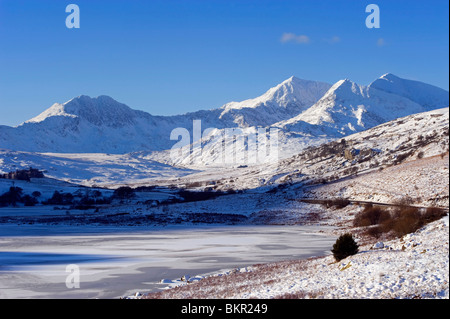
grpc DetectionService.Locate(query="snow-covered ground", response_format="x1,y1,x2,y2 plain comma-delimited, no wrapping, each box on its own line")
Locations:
147,216,448,299
304,153,449,208
0,151,196,188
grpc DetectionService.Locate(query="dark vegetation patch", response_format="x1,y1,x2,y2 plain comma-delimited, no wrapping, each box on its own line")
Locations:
354,203,447,239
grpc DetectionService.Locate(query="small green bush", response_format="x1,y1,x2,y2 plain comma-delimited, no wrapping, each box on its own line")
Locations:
331,233,359,262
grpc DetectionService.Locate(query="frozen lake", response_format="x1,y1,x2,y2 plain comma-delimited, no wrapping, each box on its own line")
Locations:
0,224,336,299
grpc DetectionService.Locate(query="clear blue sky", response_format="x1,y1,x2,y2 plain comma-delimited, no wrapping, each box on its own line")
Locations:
0,0,448,126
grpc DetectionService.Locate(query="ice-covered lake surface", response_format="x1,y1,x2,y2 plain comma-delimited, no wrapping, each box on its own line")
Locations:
0,224,335,299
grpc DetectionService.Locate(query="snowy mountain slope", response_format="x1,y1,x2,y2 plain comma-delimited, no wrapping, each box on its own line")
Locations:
279,74,448,136
153,77,448,167
0,74,447,164
111,107,450,193
305,151,449,208
152,74,448,167
179,107,449,193
0,95,226,153
0,77,330,154
219,77,331,127
370,73,449,110
26,95,138,127
0,107,447,228
166,74,448,168
146,125,332,168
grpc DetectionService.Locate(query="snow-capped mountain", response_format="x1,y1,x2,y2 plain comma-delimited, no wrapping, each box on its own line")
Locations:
25,95,139,127
0,74,447,155
0,77,330,153
219,77,331,127
369,73,449,109
0,95,223,153
168,74,448,167
1,107,447,190
279,74,449,136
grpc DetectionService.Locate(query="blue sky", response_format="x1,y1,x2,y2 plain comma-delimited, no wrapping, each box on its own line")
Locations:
0,0,448,126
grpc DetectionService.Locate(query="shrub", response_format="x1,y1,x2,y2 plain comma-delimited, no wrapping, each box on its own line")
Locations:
356,200,448,239
0,187,24,206
177,189,226,203
331,198,351,209
32,191,42,198
113,186,135,199
43,191,74,205
394,151,413,164
390,207,422,237
22,194,38,206
353,205,390,227
331,233,359,262
365,225,383,239
322,198,351,209
422,207,447,223
393,196,414,207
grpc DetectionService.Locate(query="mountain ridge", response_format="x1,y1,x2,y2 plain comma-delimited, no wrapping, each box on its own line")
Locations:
278,75,448,136
0,74,448,155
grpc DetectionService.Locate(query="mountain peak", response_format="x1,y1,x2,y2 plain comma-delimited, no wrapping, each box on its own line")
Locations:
379,73,400,81
324,78,363,97
370,74,449,110
3,73,448,155
284,75,302,83
222,76,332,112
66,95,119,106
280,73,449,138
25,102,74,124
25,95,137,127
283,75,325,86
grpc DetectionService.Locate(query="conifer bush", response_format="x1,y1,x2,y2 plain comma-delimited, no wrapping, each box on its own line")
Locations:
331,233,359,262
